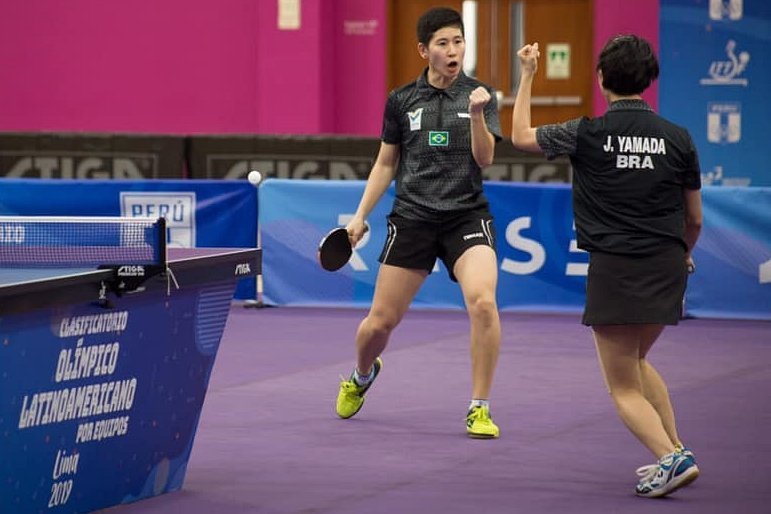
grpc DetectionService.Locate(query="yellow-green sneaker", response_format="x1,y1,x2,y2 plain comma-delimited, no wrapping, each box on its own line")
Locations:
336,357,383,419
466,405,500,439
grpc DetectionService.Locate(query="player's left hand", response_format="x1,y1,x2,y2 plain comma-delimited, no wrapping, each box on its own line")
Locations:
468,86,491,115
686,256,696,274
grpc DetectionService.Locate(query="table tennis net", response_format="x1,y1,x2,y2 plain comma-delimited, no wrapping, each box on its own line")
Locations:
0,216,166,268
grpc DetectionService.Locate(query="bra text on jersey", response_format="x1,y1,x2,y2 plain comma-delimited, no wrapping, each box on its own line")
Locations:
603,135,667,170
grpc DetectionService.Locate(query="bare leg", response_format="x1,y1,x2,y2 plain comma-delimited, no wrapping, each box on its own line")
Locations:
638,325,682,447
454,245,500,399
593,324,676,459
355,264,427,374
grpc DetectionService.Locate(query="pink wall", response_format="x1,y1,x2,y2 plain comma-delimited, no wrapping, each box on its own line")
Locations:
0,0,386,136
0,1,259,133
593,0,660,115
0,1,654,135
253,0,386,135
334,0,387,135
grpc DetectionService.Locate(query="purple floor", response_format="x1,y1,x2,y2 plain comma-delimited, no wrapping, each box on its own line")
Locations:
102,306,771,514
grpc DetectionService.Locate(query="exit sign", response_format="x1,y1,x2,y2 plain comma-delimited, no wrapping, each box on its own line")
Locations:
546,43,571,79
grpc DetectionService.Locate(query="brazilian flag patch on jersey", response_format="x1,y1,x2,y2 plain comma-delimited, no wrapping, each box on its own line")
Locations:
429,131,449,146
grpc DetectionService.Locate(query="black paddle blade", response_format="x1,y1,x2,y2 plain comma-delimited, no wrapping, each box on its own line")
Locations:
317,227,353,271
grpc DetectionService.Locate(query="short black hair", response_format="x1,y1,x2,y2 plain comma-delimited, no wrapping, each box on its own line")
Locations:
597,35,659,95
416,7,464,46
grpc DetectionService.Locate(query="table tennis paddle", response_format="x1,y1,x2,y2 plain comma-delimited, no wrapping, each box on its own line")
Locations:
317,226,367,272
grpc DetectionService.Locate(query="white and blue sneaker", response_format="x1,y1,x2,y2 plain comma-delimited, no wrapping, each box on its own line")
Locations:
635,450,699,498
675,444,696,461
636,444,696,483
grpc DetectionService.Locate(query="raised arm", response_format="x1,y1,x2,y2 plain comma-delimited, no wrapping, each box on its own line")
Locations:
511,43,542,152
468,86,496,167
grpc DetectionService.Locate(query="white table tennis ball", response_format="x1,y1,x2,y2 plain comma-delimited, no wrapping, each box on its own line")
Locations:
247,170,262,185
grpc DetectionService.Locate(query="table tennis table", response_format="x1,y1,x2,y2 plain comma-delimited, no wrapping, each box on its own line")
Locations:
0,246,260,513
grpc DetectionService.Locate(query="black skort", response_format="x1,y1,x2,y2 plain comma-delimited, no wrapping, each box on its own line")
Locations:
583,245,688,326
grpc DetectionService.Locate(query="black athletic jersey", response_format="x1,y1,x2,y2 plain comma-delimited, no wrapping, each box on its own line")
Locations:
536,100,701,256
381,70,502,222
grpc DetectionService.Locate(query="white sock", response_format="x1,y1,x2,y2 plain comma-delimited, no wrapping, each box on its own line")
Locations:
469,399,489,410
353,366,375,386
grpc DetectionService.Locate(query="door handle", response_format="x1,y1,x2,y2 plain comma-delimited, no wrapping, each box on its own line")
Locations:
496,93,582,107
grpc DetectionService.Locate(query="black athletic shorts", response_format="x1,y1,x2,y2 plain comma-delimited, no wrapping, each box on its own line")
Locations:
582,244,688,326
378,209,496,282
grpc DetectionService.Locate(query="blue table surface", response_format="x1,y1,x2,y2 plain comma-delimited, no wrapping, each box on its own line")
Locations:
0,267,96,285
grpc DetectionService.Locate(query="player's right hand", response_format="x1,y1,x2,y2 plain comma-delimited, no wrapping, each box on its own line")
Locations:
517,43,540,74
345,218,368,247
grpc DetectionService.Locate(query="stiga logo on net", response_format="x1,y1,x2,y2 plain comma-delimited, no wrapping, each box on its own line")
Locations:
117,265,145,277
235,263,252,276
120,192,197,248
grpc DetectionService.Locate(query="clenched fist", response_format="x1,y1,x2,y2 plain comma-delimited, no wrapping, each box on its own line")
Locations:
517,42,540,74
468,86,491,114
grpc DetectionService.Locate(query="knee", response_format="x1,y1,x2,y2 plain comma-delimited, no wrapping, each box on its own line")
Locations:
366,309,401,337
466,295,498,326
607,385,643,406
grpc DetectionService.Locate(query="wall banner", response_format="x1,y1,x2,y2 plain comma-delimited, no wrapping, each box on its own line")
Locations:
660,0,771,186
259,179,771,320
0,179,258,299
